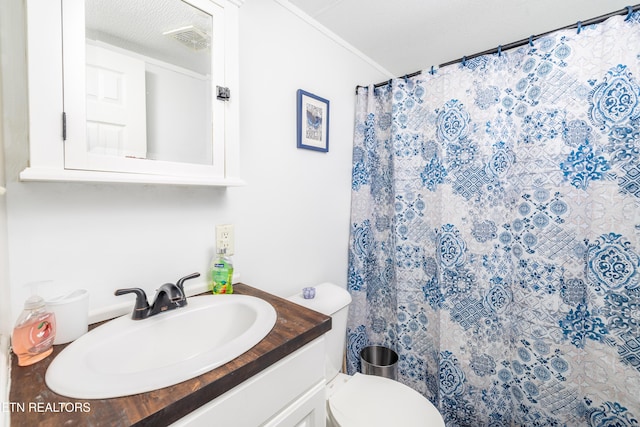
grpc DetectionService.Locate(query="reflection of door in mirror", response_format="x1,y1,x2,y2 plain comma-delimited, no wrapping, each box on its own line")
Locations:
86,44,147,158
84,0,213,166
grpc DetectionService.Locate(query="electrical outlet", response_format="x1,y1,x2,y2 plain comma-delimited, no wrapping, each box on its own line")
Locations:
216,224,235,255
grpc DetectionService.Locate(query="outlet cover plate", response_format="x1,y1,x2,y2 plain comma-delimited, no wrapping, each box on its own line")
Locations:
216,224,234,255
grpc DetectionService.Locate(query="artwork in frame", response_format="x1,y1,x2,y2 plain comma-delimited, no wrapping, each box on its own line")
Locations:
297,89,329,152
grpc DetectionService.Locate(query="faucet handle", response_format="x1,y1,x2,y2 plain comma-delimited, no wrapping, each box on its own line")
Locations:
115,288,150,320
176,272,200,293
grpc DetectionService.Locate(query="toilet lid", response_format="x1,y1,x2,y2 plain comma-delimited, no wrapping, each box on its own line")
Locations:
328,373,445,427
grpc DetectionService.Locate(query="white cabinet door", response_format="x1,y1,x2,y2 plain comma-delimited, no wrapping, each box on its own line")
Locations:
171,338,326,427
21,0,242,186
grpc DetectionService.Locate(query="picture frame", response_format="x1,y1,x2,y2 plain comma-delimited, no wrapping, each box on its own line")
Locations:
297,89,330,152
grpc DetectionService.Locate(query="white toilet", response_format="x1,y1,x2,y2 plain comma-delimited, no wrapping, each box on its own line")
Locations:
288,283,445,427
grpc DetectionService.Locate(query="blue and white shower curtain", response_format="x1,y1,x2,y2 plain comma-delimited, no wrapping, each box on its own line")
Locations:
347,11,640,427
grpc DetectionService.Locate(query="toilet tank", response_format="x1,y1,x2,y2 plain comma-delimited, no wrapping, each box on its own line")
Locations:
287,283,352,381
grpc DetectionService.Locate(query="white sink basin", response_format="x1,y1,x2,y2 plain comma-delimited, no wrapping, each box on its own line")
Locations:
46,294,277,399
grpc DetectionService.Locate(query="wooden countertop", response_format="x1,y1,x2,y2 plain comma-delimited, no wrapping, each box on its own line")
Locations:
9,283,331,426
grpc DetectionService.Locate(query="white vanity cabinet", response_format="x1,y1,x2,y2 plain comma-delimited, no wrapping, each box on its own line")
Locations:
171,338,327,427
21,0,243,186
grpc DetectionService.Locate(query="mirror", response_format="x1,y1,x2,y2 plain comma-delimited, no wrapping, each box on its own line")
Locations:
84,0,213,166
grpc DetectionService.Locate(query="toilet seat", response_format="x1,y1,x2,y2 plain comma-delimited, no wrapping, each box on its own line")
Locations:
328,373,445,427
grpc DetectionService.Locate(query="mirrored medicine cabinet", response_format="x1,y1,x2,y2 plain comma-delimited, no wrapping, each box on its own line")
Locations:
21,0,243,186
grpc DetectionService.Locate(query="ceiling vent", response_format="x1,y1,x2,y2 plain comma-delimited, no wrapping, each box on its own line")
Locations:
163,26,210,51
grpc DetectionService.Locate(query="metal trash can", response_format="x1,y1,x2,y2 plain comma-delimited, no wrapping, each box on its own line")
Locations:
360,345,398,380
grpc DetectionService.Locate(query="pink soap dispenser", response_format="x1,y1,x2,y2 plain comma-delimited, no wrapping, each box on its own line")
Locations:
12,295,56,366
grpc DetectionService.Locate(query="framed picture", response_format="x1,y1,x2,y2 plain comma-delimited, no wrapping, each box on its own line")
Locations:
297,89,329,152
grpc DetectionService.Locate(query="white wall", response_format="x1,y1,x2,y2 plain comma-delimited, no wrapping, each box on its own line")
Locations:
0,56,7,334
0,0,24,339
228,0,390,291
0,0,388,330
1,3,15,424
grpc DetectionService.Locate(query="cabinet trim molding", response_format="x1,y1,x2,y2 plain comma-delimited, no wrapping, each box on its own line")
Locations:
19,167,246,187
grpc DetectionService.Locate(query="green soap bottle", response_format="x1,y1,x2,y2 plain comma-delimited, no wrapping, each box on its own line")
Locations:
209,248,234,294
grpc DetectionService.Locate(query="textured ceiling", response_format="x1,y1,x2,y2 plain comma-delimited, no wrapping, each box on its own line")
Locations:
288,0,635,77
85,0,637,79
85,0,212,74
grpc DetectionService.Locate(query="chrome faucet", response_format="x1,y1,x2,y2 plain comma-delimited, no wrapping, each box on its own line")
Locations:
115,272,200,320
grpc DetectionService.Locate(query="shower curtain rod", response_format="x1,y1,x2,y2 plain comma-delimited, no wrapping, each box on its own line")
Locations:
357,4,640,91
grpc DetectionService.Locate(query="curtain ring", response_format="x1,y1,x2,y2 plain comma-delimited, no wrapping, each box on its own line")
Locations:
462,56,467,66
577,21,582,34
430,65,436,75
625,5,634,21
497,45,502,57
528,35,534,47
